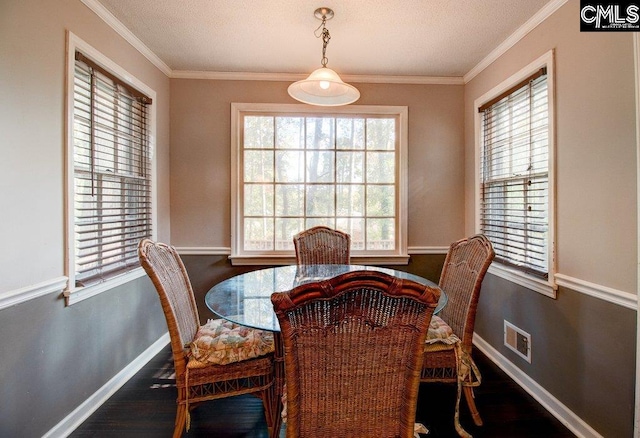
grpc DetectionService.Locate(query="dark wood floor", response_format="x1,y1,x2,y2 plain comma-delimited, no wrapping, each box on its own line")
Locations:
70,345,575,437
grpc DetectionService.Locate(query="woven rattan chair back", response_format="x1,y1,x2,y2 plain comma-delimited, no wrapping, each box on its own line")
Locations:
272,270,440,438
293,226,351,265
436,234,495,351
138,239,200,374
138,239,276,438
420,234,495,437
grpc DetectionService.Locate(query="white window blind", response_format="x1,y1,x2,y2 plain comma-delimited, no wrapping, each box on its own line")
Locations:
479,68,549,278
72,51,152,286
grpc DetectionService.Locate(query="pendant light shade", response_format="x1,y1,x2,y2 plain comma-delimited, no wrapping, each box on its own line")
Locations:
288,8,359,106
288,67,360,106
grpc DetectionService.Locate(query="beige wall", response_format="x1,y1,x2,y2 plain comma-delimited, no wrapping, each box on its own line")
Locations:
464,1,637,294
464,2,637,436
169,80,465,249
1,0,171,293
0,1,171,436
1,0,637,436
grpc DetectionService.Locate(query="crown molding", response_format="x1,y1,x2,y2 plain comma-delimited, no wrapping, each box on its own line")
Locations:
80,0,172,76
83,0,564,85
171,70,464,85
464,0,569,83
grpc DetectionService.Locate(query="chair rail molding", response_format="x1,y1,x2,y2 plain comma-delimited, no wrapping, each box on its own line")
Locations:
0,276,68,311
407,246,449,254
554,273,637,310
176,246,449,256
175,247,231,256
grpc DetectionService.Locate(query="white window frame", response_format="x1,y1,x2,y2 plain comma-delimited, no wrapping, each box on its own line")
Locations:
474,50,557,298
63,32,157,306
230,103,409,266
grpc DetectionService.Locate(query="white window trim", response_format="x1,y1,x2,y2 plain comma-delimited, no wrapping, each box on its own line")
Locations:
63,32,157,306
474,49,557,298
230,103,409,266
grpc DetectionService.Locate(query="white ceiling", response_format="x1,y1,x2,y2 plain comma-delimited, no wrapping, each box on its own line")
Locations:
91,0,557,79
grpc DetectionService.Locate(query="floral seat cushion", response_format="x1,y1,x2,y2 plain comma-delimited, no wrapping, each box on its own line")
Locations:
187,319,275,368
425,315,460,345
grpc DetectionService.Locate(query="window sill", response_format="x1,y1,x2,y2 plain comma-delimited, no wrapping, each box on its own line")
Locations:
487,263,557,298
63,268,146,306
229,254,411,266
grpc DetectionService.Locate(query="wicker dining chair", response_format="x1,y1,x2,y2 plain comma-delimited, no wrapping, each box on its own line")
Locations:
420,234,495,438
293,226,351,265
138,239,277,438
272,270,441,438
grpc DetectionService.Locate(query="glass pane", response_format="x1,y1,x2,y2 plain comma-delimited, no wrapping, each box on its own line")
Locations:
337,217,364,250
366,218,395,250
274,218,303,250
244,150,273,182
306,185,335,217
336,151,364,183
244,218,274,250
366,118,395,150
244,116,274,148
276,117,304,149
306,151,334,183
305,218,336,229
366,151,395,183
337,118,364,149
306,117,334,150
275,184,304,216
244,184,273,216
336,184,364,217
367,185,395,216
275,150,304,182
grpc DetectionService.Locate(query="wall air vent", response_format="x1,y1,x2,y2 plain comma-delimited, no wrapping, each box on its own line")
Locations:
504,320,532,363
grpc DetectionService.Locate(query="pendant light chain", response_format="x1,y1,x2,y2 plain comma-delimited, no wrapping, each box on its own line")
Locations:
315,17,331,68
321,27,330,67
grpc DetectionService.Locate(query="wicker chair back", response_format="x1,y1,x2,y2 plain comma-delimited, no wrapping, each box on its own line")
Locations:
138,239,276,438
293,226,351,265
437,234,495,350
138,239,200,370
272,270,440,438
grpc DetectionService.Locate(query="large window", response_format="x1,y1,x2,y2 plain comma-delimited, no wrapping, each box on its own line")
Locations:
476,51,556,296
65,34,155,304
231,104,408,265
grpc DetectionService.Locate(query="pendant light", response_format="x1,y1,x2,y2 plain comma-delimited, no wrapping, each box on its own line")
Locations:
288,7,360,106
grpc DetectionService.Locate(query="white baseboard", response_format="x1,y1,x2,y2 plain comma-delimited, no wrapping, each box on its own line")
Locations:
473,334,603,438
43,333,170,438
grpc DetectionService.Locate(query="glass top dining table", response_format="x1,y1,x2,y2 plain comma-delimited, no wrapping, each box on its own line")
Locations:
205,264,447,332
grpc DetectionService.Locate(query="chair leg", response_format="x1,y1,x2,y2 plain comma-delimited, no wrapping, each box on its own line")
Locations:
173,404,187,438
262,388,283,438
463,386,483,426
